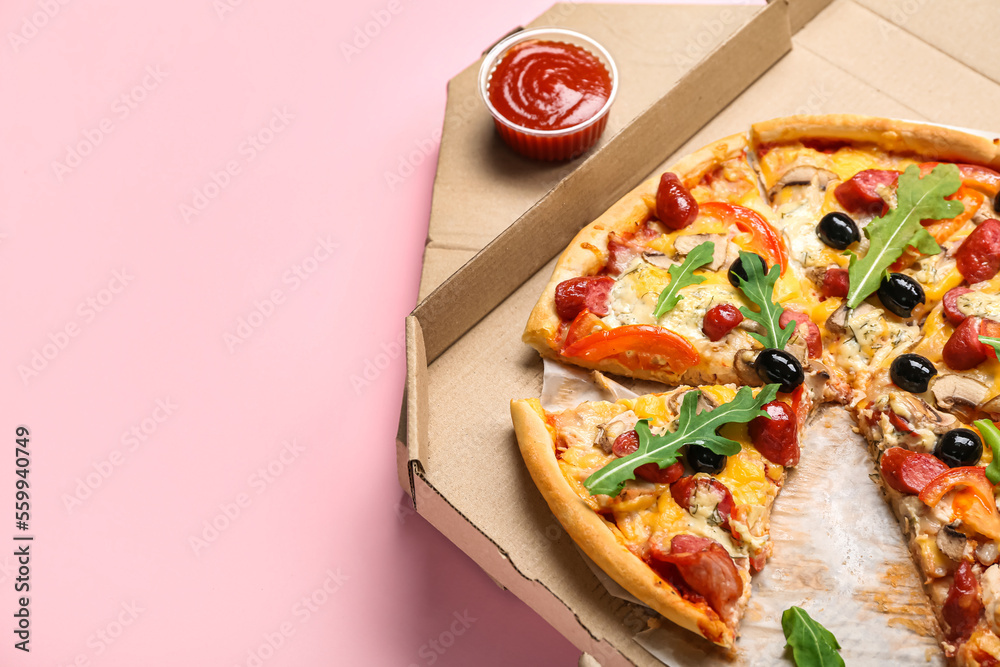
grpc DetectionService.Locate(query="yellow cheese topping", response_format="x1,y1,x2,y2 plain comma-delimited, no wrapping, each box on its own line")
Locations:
549,386,784,561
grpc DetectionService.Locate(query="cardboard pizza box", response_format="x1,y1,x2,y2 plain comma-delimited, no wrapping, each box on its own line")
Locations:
400,1,1000,664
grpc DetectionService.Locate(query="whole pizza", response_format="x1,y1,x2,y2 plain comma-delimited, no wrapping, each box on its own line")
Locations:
510,115,1000,665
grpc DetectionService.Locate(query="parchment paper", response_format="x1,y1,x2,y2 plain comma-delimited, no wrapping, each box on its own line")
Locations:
541,360,944,666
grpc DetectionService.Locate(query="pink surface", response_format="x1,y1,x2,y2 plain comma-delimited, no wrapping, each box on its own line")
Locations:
1,0,733,665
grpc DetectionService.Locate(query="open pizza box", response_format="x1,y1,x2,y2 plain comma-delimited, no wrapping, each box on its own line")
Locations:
399,1,1000,664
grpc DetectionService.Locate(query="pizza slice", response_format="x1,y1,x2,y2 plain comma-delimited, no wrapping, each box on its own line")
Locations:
522,132,849,403
847,280,1000,664
510,382,810,648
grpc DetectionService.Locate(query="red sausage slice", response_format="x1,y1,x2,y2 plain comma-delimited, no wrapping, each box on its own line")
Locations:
653,534,742,620
956,219,1000,284
879,447,949,495
834,169,900,216
943,316,997,370
942,561,983,642
779,310,822,358
670,476,736,537
702,304,744,341
820,268,849,300
656,173,698,230
554,276,614,321
748,401,799,467
943,286,974,326
611,430,683,484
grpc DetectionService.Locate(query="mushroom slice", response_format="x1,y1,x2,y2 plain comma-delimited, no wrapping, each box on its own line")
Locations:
673,234,729,271
735,350,763,387
804,359,831,395
642,251,677,271
785,337,808,365
595,410,639,454
665,388,719,416
931,375,989,412
936,522,968,562
983,394,1000,417
737,318,766,335
889,393,957,435
825,302,850,335
767,165,839,200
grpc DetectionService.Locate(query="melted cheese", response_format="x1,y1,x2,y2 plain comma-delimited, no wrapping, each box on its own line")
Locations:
550,387,782,562
959,291,1000,321
775,198,843,269
602,262,747,342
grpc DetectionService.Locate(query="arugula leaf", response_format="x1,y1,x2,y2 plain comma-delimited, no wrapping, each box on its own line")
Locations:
653,241,714,318
981,336,1000,362
845,163,963,309
781,606,844,667
734,250,794,350
584,384,779,496
974,419,1000,485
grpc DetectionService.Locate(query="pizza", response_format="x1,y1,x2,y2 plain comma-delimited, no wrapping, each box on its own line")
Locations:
512,115,1000,664
511,383,808,648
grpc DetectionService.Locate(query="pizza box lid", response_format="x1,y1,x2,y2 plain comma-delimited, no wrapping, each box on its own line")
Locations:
400,1,1000,664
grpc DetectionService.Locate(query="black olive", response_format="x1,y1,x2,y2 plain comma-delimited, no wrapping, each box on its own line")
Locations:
817,212,860,250
687,444,727,475
889,353,938,393
877,273,925,318
754,348,804,393
934,428,983,468
728,253,768,288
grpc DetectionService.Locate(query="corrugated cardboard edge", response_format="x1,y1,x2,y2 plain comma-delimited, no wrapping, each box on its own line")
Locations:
401,315,426,499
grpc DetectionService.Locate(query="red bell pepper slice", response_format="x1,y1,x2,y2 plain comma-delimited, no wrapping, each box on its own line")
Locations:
699,202,787,274
919,466,1000,540
561,324,699,374
920,162,1000,198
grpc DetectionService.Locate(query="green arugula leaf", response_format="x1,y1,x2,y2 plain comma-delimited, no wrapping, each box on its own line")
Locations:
781,606,844,667
845,163,963,309
734,250,794,350
583,384,779,496
653,241,714,318
981,336,1000,362
974,419,1000,485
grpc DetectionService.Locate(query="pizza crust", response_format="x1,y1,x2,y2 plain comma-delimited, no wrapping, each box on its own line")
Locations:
521,132,751,386
751,114,1000,170
510,397,740,648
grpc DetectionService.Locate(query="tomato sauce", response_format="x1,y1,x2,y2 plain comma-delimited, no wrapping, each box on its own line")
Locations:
488,39,612,132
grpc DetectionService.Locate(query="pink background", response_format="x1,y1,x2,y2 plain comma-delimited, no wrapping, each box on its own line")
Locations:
1,0,740,665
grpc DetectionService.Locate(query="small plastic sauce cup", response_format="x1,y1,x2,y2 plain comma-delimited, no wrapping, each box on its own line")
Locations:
479,28,618,161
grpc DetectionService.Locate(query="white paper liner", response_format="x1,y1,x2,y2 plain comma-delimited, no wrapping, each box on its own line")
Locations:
541,360,945,665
